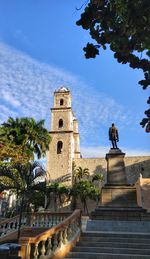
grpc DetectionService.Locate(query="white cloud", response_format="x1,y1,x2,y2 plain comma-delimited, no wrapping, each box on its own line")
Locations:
1,90,21,107
0,41,143,151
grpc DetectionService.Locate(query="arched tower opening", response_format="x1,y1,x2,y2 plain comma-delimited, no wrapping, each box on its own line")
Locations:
60,98,64,106
57,141,63,154
59,119,63,128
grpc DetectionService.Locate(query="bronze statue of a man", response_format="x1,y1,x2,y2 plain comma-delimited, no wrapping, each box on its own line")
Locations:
109,123,119,149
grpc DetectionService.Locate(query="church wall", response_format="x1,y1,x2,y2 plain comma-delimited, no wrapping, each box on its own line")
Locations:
73,157,107,181
124,156,150,184
74,156,150,185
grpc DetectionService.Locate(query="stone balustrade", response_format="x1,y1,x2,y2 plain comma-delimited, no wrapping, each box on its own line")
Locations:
19,209,81,259
0,211,72,238
0,214,27,237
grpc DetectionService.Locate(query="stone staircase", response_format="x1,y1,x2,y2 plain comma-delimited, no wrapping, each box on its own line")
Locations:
90,206,150,221
65,148,150,258
65,231,150,258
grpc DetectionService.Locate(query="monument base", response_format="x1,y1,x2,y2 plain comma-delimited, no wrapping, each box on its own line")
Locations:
101,185,137,207
106,149,127,185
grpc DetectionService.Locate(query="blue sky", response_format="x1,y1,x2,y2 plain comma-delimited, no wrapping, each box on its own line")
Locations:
0,0,149,157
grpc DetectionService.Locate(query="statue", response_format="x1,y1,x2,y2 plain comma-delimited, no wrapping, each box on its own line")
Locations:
109,123,119,149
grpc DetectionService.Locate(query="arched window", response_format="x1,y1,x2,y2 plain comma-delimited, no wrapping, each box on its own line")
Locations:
60,99,64,106
57,141,63,154
59,119,63,128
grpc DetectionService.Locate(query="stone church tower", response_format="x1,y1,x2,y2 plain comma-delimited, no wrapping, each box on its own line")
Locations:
47,87,80,182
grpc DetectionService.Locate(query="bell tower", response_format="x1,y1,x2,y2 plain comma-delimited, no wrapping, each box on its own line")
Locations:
47,87,80,183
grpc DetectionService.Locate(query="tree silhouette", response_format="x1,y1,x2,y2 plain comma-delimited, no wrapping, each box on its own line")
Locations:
76,0,150,132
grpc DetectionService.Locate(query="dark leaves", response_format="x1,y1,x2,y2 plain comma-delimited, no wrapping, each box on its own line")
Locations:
83,43,99,58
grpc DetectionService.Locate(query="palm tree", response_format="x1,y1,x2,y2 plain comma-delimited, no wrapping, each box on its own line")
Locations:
0,117,51,160
92,173,104,183
92,173,104,189
0,161,46,211
73,166,90,182
71,180,100,215
0,160,46,239
45,181,70,211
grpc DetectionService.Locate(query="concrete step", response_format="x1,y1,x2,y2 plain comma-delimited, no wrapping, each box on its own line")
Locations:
80,236,150,244
81,231,150,239
72,246,150,255
77,241,150,249
86,220,150,232
65,252,150,258
91,207,150,221
65,231,150,258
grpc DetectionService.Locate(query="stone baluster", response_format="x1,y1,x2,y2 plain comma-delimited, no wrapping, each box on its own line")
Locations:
22,216,25,227
1,224,6,235
46,237,52,256
40,214,43,227
41,213,46,227
67,224,72,240
5,223,9,234
37,214,40,227
53,233,58,252
71,221,75,236
60,215,63,222
33,242,39,259
59,215,61,224
33,214,37,227
16,218,20,230
36,214,40,227
58,230,63,248
63,227,68,244
74,220,78,233
41,213,44,227
52,215,55,226
44,214,48,227
57,215,61,224
34,214,37,227
71,222,75,237
40,240,46,257
29,214,33,227
54,215,57,226
31,215,34,227
48,215,52,228
7,222,11,233
44,214,47,226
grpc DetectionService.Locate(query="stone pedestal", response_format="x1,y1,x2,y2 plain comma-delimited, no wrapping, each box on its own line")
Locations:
100,148,138,207
106,148,127,185
101,186,137,207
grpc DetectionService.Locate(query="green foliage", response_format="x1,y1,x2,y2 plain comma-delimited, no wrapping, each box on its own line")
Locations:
73,166,90,182
76,0,150,131
45,182,70,211
92,172,104,182
32,191,45,210
0,117,51,160
0,161,46,212
71,180,100,214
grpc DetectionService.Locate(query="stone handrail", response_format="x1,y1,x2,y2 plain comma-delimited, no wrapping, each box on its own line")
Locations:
0,212,72,239
19,209,82,259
